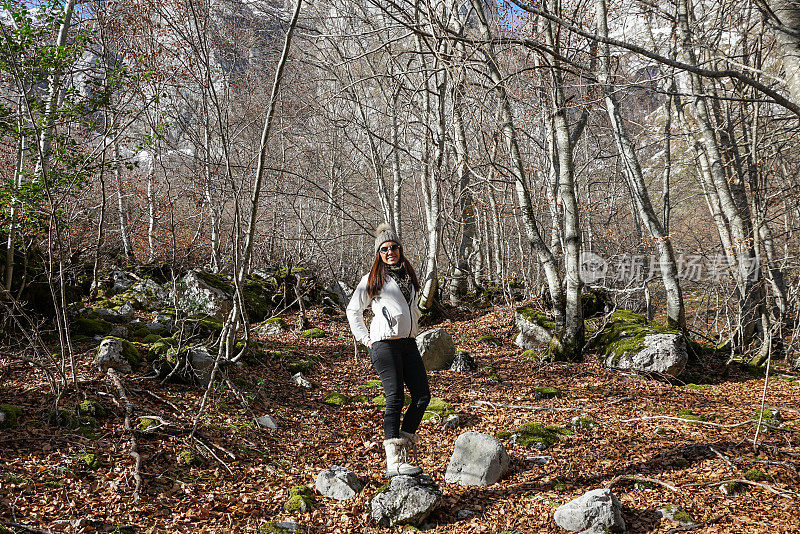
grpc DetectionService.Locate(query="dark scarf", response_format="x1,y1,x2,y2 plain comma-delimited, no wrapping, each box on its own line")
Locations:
387,264,412,304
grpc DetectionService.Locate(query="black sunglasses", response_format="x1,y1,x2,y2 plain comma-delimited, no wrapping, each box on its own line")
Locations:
380,244,401,253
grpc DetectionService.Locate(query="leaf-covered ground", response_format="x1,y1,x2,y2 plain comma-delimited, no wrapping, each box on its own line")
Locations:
1,305,799,533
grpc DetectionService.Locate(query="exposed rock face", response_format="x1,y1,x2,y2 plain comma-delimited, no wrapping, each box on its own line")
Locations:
591,310,686,378
554,488,626,533
416,328,456,370
97,337,138,374
445,432,510,486
514,307,554,349
255,414,278,429
176,270,234,319
370,475,442,527
601,333,687,376
126,279,171,311
253,318,287,336
315,466,363,501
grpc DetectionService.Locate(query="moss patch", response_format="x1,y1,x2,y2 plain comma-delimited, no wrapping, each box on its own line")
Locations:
358,380,382,389
73,315,113,336
422,397,456,422
322,392,349,406
660,504,695,524
139,418,159,431
744,468,771,482
50,408,97,431
79,452,101,470
497,422,571,450
284,485,314,513
534,386,562,399
77,400,106,418
373,394,411,408
349,394,371,404
178,449,201,466
302,328,326,339
0,404,23,429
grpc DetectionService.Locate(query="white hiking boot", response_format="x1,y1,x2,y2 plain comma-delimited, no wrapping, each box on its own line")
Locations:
383,437,422,478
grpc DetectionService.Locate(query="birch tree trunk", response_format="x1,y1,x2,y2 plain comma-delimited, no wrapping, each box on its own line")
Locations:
766,0,800,106
595,0,685,328
467,0,566,337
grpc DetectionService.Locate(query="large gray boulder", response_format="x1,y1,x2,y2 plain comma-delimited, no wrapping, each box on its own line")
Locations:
416,328,456,371
514,307,554,350
445,432,510,486
175,269,234,319
370,475,442,527
554,488,626,533
601,333,687,377
190,345,217,385
315,466,362,501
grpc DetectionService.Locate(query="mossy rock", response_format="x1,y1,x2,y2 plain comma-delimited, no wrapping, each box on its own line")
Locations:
477,335,502,347
322,392,349,406
73,315,113,336
0,404,23,429
590,310,682,367
534,386,562,399
177,449,201,466
422,397,456,422
321,306,338,316
516,307,555,331
288,358,315,375
497,422,571,450
102,336,142,367
141,333,162,344
373,394,411,408
77,400,106,418
550,479,567,492
744,468,771,482
349,394,371,404
659,504,695,525
358,380,382,389
720,481,745,495
302,328,326,339
50,408,97,431
284,485,314,513
79,452,101,470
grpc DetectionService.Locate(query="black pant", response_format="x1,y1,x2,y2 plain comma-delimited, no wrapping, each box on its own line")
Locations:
370,338,431,440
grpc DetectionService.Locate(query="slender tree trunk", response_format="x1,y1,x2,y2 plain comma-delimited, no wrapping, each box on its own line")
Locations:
468,0,565,334
766,0,800,106
595,0,685,327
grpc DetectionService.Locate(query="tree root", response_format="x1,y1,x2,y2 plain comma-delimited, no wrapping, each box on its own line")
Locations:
107,369,143,501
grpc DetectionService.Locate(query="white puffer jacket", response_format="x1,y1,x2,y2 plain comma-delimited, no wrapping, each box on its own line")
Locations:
346,273,421,348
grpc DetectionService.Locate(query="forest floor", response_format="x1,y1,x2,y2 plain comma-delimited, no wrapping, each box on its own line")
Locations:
1,304,799,533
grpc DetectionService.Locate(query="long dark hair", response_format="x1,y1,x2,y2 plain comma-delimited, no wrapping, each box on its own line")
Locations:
367,246,420,299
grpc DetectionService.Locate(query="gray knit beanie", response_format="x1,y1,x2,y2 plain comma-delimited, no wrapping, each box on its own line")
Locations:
374,223,401,254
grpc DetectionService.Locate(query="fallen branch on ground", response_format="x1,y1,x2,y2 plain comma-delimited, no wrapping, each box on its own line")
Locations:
621,416,754,428
106,369,143,501
605,474,681,493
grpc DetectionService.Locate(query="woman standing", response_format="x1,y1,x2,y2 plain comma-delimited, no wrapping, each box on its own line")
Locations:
346,224,431,478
